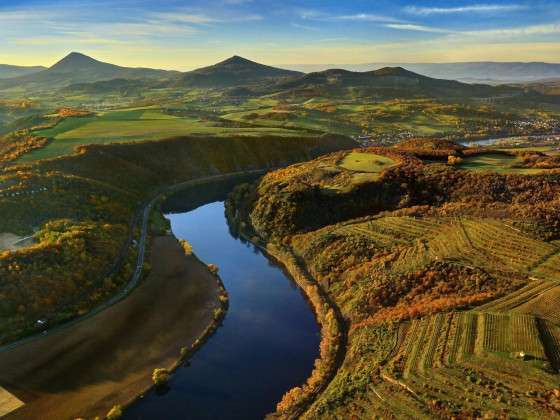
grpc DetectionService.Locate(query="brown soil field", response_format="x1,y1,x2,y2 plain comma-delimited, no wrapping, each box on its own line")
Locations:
0,235,219,420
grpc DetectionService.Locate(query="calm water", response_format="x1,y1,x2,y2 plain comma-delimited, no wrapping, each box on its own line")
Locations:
125,201,320,420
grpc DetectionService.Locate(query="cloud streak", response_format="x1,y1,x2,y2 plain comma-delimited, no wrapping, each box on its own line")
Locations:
462,22,560,37
299,10,403,23
152,11,262,24
385,24,453,33
405,4,526,15
330,13,403,23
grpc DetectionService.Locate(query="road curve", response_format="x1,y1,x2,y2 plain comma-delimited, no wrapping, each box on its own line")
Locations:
0,169,267,355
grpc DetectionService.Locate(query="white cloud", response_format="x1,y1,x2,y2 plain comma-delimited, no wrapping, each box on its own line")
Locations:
152,13,222,24
152,11,262,24
385,20,560,40
331,13,402,23
462,22,560,37
291,22,321,31
405,4,526,15
386,24,453,33
299,10,402,23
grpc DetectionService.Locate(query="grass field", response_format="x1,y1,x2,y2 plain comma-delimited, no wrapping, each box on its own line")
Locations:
458,153,551,175
21,107,305,161
333,151,397,185
338,152,396,173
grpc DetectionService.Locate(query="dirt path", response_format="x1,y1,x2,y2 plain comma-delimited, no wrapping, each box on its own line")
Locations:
0,235,219,420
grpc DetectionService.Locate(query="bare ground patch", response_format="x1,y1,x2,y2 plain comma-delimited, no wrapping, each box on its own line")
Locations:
0,235,219,420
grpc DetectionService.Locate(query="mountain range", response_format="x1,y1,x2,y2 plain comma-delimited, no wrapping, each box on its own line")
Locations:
175,55,302,88
0,52,530,99
0,52,178,90
273,67,519,99
285,62,560,84
0,64,46,79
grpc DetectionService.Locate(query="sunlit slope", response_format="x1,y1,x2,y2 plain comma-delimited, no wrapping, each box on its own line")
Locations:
21,106,308,161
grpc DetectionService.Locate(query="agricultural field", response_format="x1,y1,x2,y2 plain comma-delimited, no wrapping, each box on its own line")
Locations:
4,85,560,165
219,97,560,140
458,153,557,174
19,106,305,161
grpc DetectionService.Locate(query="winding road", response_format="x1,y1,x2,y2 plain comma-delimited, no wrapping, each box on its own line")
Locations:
0,170,266,355
0,170,272,419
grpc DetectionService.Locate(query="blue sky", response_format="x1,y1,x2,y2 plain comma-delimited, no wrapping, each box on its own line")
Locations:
1,0,559,69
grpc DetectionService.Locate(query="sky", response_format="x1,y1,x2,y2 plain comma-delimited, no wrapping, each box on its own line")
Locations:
1,0,560,70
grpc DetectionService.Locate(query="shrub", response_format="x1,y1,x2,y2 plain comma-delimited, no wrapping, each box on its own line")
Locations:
213,307,224,319
179,239,193,255
180,346,189,358
152,368,171,386
106,405,122,420
447,155,463,165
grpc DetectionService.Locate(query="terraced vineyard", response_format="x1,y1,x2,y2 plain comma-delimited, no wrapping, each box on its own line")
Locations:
515,286,560,325
388,311,550,378
531,249,560,280
361,310,560,419
337,216,443,248
233,146,560,419
388,218,556,275
478,278,559,312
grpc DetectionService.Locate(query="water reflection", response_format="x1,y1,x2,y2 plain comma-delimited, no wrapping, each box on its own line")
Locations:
125,191,320,420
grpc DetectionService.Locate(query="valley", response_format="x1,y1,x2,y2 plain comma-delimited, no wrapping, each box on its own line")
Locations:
1,53,559,166
0,48,559,420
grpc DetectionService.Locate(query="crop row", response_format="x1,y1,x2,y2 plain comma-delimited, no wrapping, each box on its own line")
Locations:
470,312,546,358
478,278,555,312
514,285,560,325
536,319,560,370
403,317,430,377
396,313,461,375
339,225,404,247
460,219,553,272
367,216,442,239
384,217,553,277
531,251,560,281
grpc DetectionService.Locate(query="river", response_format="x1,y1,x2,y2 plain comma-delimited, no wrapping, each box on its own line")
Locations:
125,198,320,419
460,133,560,147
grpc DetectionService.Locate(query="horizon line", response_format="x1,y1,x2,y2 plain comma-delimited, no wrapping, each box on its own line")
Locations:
3,51,560,72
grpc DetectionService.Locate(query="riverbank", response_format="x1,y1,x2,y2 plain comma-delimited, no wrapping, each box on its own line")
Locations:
265,243,345,419
235,237,345,419
225,186,346,418
0,235,221,419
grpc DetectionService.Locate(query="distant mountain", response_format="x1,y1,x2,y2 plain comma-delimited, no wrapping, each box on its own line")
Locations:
274,67,520,99
378,62,560,84
284,62,560,84
0,64,46,79
0,52,178,90
175,56,302,88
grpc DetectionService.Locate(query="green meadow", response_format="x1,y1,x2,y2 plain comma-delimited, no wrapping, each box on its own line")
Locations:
21,107,304,161
458,153,550,175
338,151,395,173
